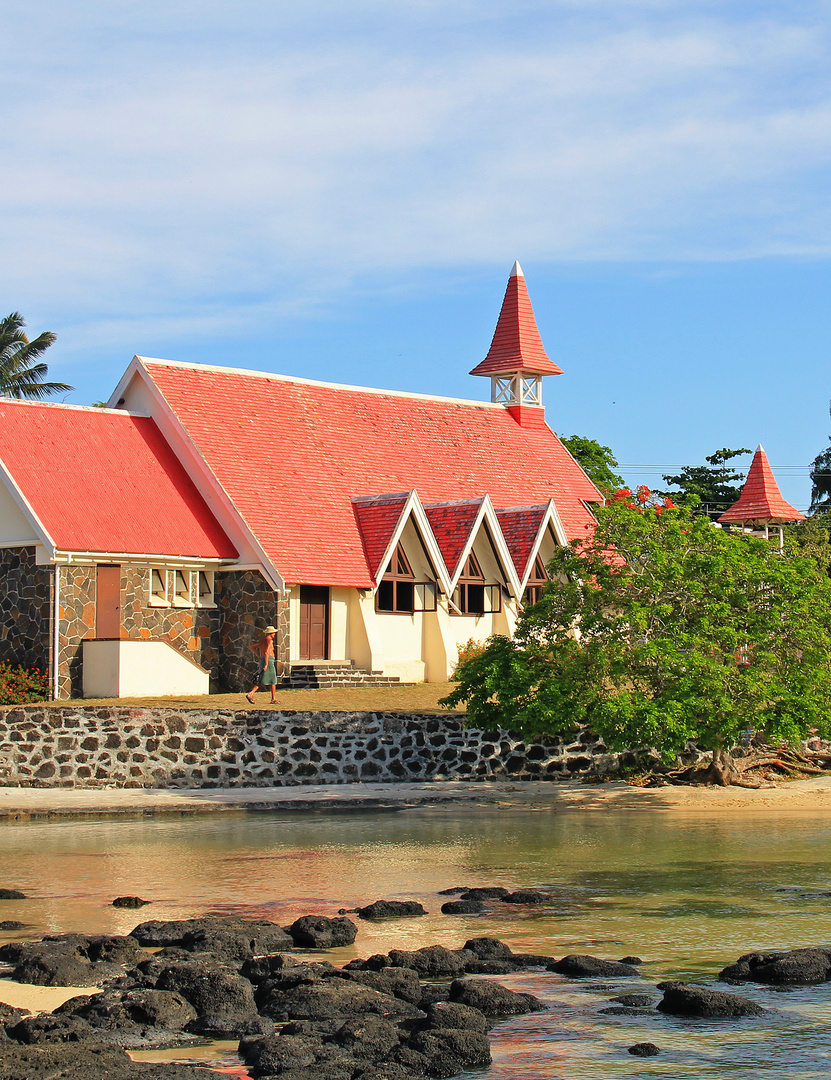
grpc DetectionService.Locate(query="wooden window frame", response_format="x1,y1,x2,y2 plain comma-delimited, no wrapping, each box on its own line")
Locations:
523,554,549,607
451,552,502,616
376,545,438,615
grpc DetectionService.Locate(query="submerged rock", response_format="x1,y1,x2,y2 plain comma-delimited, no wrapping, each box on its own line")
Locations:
441,900,483,915
548,955,640,978
112,897,149,909
499,890,547,905
358,900,427,920
0,889,27,900
719,948,831,985
657,982,766,1017
629,1042,660,1056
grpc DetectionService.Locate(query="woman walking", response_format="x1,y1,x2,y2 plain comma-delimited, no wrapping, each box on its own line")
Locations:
246,625,280,705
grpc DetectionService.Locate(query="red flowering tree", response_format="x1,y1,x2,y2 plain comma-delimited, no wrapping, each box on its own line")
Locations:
442,490,831,783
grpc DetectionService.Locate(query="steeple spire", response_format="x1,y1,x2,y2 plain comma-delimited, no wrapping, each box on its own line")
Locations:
470,263,562,410
718,445,805,534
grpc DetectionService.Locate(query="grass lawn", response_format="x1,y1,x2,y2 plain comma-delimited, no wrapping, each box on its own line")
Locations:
38,682,464,714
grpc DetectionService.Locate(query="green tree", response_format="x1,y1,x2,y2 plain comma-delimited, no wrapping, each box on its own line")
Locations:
0,311,73,400
442,491,831,783
809,402,831,512
786,510,831,576
656,447,751,519
559,433,623,491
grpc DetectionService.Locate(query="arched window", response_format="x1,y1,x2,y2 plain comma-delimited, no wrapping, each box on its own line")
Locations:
376,545,415,613
523,555,548,607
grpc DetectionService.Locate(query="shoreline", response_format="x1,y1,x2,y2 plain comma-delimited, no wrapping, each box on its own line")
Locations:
2,775,831,820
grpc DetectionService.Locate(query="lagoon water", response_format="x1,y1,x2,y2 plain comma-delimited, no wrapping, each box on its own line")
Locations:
2,806,831,1078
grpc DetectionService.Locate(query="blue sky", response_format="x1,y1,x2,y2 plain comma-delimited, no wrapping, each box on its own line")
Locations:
4,0,831,509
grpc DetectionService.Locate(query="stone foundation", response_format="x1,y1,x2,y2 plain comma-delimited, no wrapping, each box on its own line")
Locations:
0,706,639,788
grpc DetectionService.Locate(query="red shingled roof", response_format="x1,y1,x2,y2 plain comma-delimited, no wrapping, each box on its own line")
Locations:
718,445,806,524
352,493,410,579
143,360,602,587
0,401,237,558
496,505,548,577
470,263,563,378
423,499,484,578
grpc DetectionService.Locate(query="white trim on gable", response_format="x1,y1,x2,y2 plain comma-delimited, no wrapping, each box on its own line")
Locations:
364,490,453,598
108,356,284,593
0,457,56,557
447,495,522,598
517,500,569,593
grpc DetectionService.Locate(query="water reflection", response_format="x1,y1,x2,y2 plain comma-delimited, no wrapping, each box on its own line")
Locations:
3,808,831,1077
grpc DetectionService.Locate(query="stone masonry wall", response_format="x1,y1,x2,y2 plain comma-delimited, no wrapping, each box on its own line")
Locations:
215,571,288,692
58,566,219,699
0,706,641,788
0,547,51,674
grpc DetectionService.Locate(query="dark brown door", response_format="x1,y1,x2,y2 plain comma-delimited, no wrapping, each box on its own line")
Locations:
96,564,122,639
299,586,329,659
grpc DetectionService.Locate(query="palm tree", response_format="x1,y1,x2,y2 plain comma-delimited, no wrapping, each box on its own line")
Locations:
0,311,73,399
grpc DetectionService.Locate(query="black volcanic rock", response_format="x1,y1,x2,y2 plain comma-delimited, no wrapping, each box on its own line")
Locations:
448,978,543,1017
547,954,640,978
357,900,427,920
286,915,357,948
719,948,831,985
441,900,484,915
657,982,766,1018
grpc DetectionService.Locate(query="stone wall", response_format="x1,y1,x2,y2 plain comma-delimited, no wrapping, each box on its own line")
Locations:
215,571,288,692
0,706,637,788
0,547,52,674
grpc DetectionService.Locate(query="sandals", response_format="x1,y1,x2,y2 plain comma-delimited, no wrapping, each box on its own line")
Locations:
246,693,255,704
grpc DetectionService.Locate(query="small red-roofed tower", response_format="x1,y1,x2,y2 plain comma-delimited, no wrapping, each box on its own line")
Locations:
470,262,562,422
718,444,806,548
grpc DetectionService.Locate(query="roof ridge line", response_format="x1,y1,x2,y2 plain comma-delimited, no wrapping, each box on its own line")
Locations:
139,356,507,411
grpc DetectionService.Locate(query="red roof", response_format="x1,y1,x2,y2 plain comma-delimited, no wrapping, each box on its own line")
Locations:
470,263,563,378
423,500,484,578
718,445,806,524
496,505,548,577
352,493,410,578
143,361,602,587
0,401,237,558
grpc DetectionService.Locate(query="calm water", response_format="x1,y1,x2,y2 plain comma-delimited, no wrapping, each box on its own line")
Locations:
2,806,831,1078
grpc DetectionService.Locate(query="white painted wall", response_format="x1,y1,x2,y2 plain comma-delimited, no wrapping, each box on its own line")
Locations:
82,639,209,698
0,481,38,546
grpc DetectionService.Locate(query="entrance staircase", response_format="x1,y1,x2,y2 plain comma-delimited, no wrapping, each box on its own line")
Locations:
282,662,401,688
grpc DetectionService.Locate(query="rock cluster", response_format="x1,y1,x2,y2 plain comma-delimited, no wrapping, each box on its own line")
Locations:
0,918,547,1080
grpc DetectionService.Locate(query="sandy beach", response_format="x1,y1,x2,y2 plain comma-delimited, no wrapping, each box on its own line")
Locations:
1,775,831,819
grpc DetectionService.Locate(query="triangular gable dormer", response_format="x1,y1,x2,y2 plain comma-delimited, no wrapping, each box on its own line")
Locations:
495,499,567,593
718,445,806,525
352,490,451,595
470,262,562,422
426,495,521,598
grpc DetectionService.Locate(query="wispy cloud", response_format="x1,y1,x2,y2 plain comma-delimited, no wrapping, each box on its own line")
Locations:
2,1,831,361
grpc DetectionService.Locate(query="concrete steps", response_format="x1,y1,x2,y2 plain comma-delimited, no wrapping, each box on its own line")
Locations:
282,664,401,689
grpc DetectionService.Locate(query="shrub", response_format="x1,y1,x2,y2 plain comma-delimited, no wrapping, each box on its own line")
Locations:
0,662,50,705
452,638,489,678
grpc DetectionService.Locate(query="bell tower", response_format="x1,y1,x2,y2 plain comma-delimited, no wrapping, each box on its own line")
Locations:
470,262,562,417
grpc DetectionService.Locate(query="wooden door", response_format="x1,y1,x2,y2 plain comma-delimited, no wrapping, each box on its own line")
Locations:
96,564,122,639
299,586,329,659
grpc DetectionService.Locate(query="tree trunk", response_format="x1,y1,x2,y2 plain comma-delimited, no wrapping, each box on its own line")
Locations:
701,744,740,786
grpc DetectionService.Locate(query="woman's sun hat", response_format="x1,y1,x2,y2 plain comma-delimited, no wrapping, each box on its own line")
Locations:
257,625,279,636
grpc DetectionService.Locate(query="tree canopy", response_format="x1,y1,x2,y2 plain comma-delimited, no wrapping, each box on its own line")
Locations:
442,490,831,770
559,433,623,491
656,447,750,519
0,311,72,400
809,402,831,513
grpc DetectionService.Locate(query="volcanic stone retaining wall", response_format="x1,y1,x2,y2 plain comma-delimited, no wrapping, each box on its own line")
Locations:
0,706,638,788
